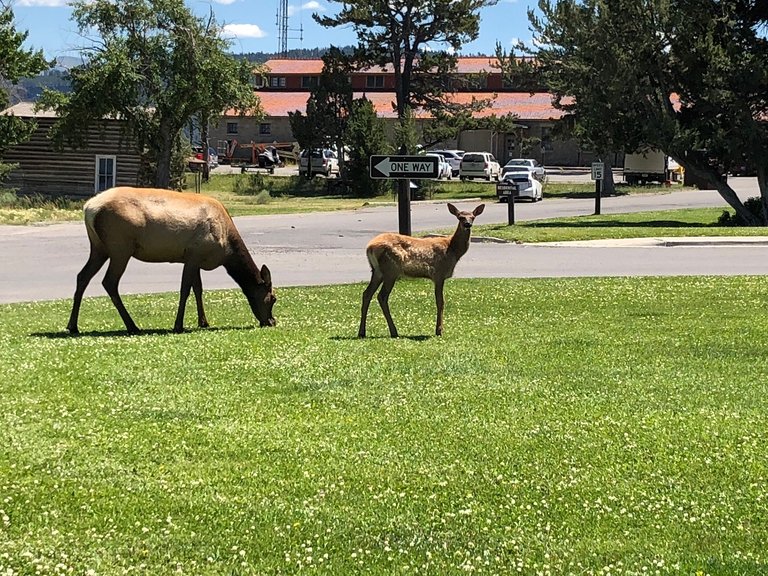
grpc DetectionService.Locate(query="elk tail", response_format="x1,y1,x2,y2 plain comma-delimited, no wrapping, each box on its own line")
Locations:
82,199,106,252
365,246,381,273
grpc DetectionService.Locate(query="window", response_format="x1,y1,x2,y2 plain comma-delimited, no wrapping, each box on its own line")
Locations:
259,123,271,135
95,155,116,193
269,76,286,88
366,75,384,89
226,122,238,135
301,76,319,89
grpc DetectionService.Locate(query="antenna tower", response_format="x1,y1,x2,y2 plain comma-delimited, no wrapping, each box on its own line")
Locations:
276,0,303,57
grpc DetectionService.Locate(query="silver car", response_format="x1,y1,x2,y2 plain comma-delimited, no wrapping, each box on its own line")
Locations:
430,149,464,177
460,152,501,181
502,158,546,181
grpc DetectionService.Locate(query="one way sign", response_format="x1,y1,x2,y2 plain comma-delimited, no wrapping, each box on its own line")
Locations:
369,155,439,179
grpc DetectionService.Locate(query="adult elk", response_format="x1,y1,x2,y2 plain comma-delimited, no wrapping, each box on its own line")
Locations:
66,187,276,334
358,203,485,338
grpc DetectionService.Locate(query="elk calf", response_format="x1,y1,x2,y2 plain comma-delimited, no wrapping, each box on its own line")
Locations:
67,187,276,334
358,203,485,338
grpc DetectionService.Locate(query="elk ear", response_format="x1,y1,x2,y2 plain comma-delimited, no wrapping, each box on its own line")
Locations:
260,265,272,284
447,203,459,216
473,204,485,216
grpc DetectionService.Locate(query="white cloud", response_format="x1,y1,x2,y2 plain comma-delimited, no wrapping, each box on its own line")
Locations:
16,0,69,6
213,0,239,5
288,1,325,16
222,23,268,39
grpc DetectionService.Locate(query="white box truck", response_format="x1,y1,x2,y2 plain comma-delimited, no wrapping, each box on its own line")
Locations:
623,149,668,185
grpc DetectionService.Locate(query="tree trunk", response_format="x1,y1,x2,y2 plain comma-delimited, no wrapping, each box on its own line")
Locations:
757,165,768,225
201,117,210,183
154,120,175,189
685,163,760,225
602,154,617,196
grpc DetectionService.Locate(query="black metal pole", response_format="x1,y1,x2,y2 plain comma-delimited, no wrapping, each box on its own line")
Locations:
398,179,411,235
594,177,602,215
507,194,516,225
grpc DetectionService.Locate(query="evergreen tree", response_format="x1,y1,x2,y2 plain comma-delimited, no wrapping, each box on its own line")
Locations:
0,3,51,184
512,0,768,223
316,0,498,149
344,97,390,197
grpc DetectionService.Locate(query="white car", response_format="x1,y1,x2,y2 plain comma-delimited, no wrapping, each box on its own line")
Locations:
430,149,464,177
499,170,543,202
425,153,453,180
502,158,546,181
299,148,339,177
459,151,501,181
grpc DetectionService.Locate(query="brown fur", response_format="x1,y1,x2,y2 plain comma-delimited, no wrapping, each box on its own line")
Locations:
67,186,276,334
358,203,484,338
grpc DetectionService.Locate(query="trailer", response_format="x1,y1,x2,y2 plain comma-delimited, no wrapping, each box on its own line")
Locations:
217,139,298,173
623,149,668,185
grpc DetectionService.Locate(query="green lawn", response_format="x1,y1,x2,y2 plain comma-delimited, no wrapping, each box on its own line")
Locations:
0,175,671,224
2,277,767,574
473,207,768,243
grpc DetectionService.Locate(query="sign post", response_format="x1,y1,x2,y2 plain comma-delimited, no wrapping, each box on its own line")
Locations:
496,181,519,225
370,155,440,235
591,161,604,215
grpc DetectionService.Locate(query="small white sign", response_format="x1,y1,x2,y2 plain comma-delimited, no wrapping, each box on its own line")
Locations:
591,162,605,180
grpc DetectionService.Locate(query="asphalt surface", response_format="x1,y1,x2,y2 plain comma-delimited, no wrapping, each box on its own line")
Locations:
1,179,767,304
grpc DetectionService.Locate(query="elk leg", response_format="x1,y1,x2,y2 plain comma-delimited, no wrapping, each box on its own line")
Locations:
174,263,198,333
434,279,445,336
67,249,108,334
358,271,383,338
377,277,398,338
101,255,140,335
192,268,209,328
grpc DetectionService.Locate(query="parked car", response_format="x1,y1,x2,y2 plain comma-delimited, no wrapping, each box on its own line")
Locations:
502,158,545,181
192,145,219,168
299,148,339,177
430,149,465,176
460,152,501,181
499,170,543,202
425,153,453,180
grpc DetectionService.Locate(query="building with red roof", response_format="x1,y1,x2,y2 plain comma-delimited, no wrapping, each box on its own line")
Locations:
209,57,594,166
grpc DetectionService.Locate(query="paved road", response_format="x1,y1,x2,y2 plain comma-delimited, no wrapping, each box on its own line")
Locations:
1,179,766,304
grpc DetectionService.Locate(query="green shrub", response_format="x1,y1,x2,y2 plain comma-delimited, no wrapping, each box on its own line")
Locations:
253,190,271,204
0,190,82,210
717,196,765,226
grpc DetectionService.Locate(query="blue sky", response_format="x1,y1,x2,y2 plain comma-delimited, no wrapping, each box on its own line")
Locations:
12,0,536,61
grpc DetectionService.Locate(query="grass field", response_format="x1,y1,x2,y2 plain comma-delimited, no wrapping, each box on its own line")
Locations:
0,175,669,224
472,208,768,243
2,277,767,575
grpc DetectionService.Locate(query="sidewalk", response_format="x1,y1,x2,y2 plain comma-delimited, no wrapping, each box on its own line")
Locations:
541,236,768,247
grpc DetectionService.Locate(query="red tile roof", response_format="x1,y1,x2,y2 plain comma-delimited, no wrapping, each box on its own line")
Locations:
263,59,326,74
262,57,506,75
228,91,565,121
453,57,501,74
263,59,396,74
